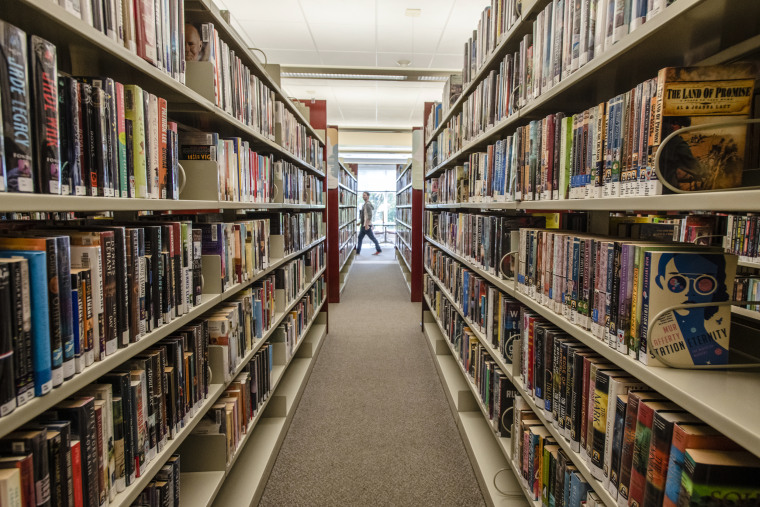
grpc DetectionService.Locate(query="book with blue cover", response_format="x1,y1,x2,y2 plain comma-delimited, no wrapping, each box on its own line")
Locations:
0,249,51,396
642,250,737,367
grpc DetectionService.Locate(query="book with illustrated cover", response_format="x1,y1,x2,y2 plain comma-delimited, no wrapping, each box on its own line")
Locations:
30,36,61,195
0,22,34,193
679,449,760,506
643,250,737,367
653,64,757,193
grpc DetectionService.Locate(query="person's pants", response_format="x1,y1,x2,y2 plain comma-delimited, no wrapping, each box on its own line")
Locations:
357,225,381,254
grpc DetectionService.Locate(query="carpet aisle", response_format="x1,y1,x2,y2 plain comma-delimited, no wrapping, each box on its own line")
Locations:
259,245,485,506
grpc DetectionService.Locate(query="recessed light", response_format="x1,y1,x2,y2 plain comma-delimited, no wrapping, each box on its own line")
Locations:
306,90,315,94
405,8,421,17
396,59,411,67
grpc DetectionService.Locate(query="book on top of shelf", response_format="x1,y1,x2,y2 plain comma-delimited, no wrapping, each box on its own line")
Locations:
654,63,757,193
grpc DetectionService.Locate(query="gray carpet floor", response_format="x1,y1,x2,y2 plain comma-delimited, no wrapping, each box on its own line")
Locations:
259,245,485,507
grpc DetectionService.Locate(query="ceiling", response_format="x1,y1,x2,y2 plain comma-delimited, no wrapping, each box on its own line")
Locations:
216,0,490,129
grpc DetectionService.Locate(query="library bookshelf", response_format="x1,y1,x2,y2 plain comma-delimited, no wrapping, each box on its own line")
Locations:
338,162,358,296
421,0,760,506
396,160,413,294
0,0,328,504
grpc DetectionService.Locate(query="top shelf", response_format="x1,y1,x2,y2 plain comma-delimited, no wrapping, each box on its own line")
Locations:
5,0,323,175
396,160,413,181
424,0,760,155
185,0,323,144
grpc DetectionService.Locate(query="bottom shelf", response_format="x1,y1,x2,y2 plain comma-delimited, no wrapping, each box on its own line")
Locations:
209,319,328,507
396,248,412,295
340,249,356,295
422,320,528,507
179,472,225,507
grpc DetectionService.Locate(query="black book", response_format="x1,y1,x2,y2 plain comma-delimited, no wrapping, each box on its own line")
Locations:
126,228,141,343
71,270,84,372
40,421,72,507
128,357,157,458
52,236,73,380
111,397,126,492
78,81,97,196
141,226,162,330
0,262,16,416
101,371,135,486
0,21,34,193
30,35,61,195
533,323,545,401
57,74,83,195
45,430,63,507
0,258,33,406
0,428,51,507
43,397,98,507
88,85,112,197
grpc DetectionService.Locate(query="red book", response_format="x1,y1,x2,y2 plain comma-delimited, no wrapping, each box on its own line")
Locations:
70,440,83,507
0,454,35,507
628,400,679,507
135,0,156,64
157,97,167,198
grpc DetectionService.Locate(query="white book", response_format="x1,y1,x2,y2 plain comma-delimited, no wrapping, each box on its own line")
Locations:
612,0,629,44
59,0,82,18
595,0,609,56
579,0,590,66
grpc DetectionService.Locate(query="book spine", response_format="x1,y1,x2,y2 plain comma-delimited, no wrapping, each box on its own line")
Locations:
9,259,34,405
157,97,167,198
0,265,16,415
70,440,83,507
115,82,128,197
0,22,35,193
124,86,147,198
55,237,75,381
104,79,119,198
31,36,61,195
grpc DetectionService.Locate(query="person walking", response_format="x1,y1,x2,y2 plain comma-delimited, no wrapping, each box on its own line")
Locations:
357,191,382,255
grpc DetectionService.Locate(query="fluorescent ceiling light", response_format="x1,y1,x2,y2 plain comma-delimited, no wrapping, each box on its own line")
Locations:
405,8,422,17
282,72,407,81
418,75,449,81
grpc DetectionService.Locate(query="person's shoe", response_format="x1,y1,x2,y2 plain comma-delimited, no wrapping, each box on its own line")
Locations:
372,251,381,255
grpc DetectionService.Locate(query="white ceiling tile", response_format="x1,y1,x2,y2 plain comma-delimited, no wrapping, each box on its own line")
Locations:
218,0,306,23
298,0,376,26
376,52,433,68
375,0,454,26
308,23,376,52
430,53,462,70
318,51,378,66
237,21,316,51
259,48,321,66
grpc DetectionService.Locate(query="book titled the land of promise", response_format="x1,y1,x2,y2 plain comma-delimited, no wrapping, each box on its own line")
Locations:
653,63,757,193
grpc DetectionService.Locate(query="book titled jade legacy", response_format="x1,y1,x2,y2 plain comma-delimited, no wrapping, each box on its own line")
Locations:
642,250,737,367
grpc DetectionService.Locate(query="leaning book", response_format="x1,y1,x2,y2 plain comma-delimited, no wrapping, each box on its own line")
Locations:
653,63,756,193
642,250,737,367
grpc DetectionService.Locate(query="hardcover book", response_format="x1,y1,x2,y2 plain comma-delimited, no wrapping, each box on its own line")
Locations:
654,64,757,192
643,250,737,367
30,36,61,195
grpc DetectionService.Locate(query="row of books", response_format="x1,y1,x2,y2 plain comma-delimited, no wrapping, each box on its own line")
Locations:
0,211,325,418
424,283,516,437
0,314,209,507
396,240,411,271
131,454,180,507
0,220,212,412
516,228,739,367
397,225,411,250
338,208,355,228
396,165,412,191
339,242,354,269
274,246,325,315
58,0,185,83
273,277,326,365
273,211,325,258
430,0,683,155
397,190,411,207
0,22,183,198
187,23,323,172
338,165,356,191
339,189,356,207
426,60,756,199
423,249,760,507
424,211,545,279
193,346,272,465
397,208,411,226
179,132,324,205
339,226,354,248
513,308,759,507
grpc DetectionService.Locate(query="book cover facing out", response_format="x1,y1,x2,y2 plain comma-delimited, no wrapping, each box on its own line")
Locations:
655,64,756,192
645,251,737,367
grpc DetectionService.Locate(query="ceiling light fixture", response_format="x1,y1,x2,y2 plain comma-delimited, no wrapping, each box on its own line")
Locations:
405,8,421,17
281,72,408,81
418,75,449,81
396,59,411,67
